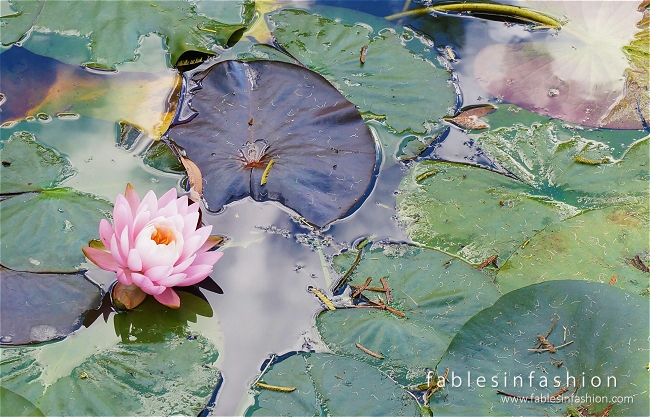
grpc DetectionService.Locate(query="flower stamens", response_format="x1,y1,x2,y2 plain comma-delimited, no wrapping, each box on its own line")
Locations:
151,227,175,245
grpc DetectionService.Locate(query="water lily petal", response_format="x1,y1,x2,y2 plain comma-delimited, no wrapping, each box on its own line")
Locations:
138,190,159,217
127,248,143,272
82,246,119,271
180,225,212,261
113,195,134,240
131,272,155,293
124,183,141,214
157,196,179,219
153,287,181,309
99,218,115,250
171,253,196,275
117,268,133,285
193,250,223,267
181,211,200,237
176,264,213,286
110,235,127,267
132,208,151,240
156,272,188,287
144,265,174,282
155,188,178,215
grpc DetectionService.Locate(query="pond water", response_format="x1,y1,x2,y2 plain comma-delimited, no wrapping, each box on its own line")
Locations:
1,1,648,416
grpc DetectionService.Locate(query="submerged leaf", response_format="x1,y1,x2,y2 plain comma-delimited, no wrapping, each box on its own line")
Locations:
269,9,456,134
0,47,177,137
0,189,111,272
0,267,101,345
0,131,75,194
432,281,649,416
165,59,377,227
474,1,646,128
1,0,247,68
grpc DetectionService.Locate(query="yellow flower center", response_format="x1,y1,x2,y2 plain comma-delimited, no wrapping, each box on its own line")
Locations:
151,226,175,245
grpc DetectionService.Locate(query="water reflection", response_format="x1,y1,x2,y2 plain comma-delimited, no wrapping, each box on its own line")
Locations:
201,200,329,415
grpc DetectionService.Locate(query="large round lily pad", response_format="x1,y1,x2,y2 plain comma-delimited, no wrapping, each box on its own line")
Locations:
431,281,649,416
319,243,500,384
165,59,377,227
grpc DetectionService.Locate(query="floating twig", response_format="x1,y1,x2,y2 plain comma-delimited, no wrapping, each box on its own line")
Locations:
380,277,392,303
476,254,498,271
534,313,558,349
360,45,368,64
609,274,618,285
333,238,371,293
309,287,336,310
550,387,569,399
368,299,405,318
630,254,649,272
598,403,614,417
355,343,384,359
351,277,373,298
385,3,561,28
536,334,557,353
528,340,573,353
255,381,296,393
416,169,438,183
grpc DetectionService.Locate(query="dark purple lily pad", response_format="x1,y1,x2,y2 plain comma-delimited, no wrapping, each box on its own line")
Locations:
0,267,102,345
164,60,377,227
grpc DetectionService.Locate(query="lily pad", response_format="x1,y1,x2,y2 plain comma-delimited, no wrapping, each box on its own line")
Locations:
0,267,101,345
319,243,500,383
0,189,111,272
246,352,419,416
473,106,649,209
1,0,248,68
473,1,646,128
431,281,649,417
496,204,650,295
396,161,572,266
165,59,377,227
268,9,456,134
0,131,75,194
0,292,220,416
0,387,44,417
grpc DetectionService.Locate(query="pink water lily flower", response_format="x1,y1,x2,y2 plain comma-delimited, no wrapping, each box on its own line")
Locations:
83,184,223,309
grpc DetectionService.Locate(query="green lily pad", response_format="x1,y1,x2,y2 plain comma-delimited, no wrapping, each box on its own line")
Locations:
0,189,111,272
0,0,44,46
268,9,455,134
496,204,650,295
319,243,500,384
0,131,75,194
431,281,649,417
1,0,248,68
0,267,101,345
0,292,220,416
245,352,419,416
473,106,649,209
396,161,571,266
0,387,44,417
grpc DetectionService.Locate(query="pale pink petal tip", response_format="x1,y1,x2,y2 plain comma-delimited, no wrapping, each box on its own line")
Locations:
82,246,119,272
154,287,181,309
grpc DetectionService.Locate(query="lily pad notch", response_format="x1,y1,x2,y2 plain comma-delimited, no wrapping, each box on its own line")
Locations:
164,59,379,227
